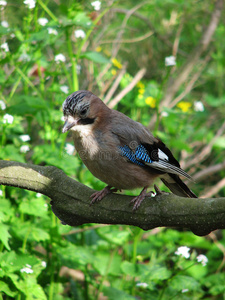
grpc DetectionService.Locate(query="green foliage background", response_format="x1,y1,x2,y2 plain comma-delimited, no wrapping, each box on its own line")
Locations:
0,0,225,299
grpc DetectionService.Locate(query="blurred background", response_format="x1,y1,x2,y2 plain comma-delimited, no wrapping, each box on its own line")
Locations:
0,0,225,299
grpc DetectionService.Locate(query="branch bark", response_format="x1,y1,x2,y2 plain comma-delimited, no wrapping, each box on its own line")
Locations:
1,160,225,236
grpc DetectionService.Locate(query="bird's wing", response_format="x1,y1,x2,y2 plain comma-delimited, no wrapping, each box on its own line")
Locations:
118,140,191,179
111,112,191,179
110,110,158,146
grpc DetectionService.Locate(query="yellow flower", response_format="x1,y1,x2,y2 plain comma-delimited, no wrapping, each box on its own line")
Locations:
136,81,145,89
111,69,117,76
95,46,102,52
111,58,122,69
145,96,156,108
138,88,145,95
177,101,192,112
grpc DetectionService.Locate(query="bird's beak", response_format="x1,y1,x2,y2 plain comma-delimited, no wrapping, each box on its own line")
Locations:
62,117,79,133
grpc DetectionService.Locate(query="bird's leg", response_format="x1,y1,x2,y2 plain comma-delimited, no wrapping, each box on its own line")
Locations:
154,184,170,196
130,187,154,211
90,185,118,205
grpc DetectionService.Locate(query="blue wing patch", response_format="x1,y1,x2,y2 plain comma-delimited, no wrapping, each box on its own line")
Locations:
119,144,152,166
135,144,152,163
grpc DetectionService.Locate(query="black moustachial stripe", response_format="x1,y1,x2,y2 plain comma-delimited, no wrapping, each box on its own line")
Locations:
78,118,95,125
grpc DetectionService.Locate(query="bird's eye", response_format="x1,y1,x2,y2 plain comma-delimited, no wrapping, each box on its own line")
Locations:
80,108,88,117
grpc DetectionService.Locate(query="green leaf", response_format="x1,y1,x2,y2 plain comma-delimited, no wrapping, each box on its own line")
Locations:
205,273,225,295
2,145,25,163
57,244,95,267
121,261,139,277
7,96,49,116
72,12,92,27
93,252,122,276
170,275,200,291
10,274,47,300
19,198,48,218
0,199,14,222
103,286,136,300
30,227,50,242
0,224,11,250
82,51,110,64
210,285,225,295
148,266,172,281
0,281,16,297
97,226,130,245
213,137,225,149
204,95,225,107
12,221,50,242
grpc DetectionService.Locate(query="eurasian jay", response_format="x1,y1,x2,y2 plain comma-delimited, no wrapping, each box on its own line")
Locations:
62,90,197,210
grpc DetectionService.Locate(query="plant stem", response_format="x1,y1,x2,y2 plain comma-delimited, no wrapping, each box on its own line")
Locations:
37,0,58,22
96,248,117,299
66,29,79,91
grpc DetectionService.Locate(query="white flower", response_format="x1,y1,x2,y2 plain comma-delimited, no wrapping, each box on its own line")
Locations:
20,134,30,142
182,289,189,293
60,85,69,94
0,1,7,6
175,246,190,259
24,0,35,9
1,21,9,28
0,189,3,196
1,42,9,52
55,53,66,63
0,100,6,110
194,101,204,112
91,0,101,10
136,282,148,288
20,145,30,153
165,55,176,66
161,111,168,117
197,254,208,266
47,27,58,35
74,29,86,39
21,266,33,274
3,113,13,124
65,143,75,155
41,261,47,268
19,53,30,62
38,18,48,26
36,193,42,198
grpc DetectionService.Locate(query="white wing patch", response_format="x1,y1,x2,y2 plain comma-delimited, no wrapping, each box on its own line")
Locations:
158,149,169,161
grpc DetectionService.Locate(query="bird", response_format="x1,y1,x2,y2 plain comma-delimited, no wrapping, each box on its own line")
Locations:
62,90,197,210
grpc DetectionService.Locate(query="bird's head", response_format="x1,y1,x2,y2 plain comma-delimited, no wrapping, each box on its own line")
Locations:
62,90,106,133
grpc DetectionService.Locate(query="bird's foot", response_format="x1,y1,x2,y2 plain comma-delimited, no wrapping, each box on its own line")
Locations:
130,187,155,211
154,184,170,196
90,186,118,205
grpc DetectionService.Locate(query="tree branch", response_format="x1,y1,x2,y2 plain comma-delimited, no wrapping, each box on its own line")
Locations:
1,160,225,236
192,161,225,182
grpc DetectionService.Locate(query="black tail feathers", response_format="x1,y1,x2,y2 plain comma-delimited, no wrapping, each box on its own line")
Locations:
160,174,197,198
